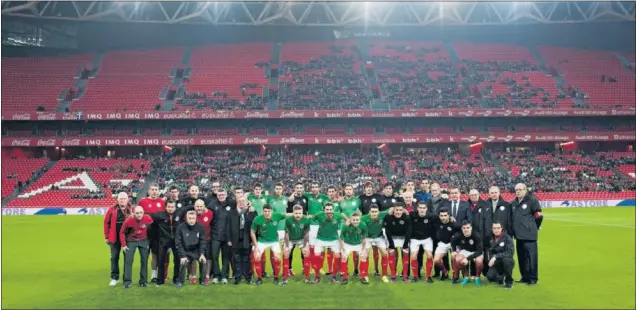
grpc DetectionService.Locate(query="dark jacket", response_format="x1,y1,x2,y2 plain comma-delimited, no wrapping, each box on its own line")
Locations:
425,195,448,216
488,232,515,261
443,200,470,223
175,222,207,258
358,193,383,215
378,195,404,212
103,203,132,244
178,196,201,211
511,194,542,241
227,207,258,249
209,199,236,242
467,199,493,245
149,210,178,245
488,198,512,234
288,195,308,214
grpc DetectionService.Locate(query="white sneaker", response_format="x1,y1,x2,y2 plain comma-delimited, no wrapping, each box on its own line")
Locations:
211,278,219,284
109,279,118,287
221,278,228,284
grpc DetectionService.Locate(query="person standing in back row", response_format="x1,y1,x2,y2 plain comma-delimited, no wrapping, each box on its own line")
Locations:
104,192,132,287
209,188,234,284
120,206,154,288
511,183,543,286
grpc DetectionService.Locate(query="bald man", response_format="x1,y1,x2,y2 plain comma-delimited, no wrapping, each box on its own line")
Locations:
511,183,543,285
120,206,154,288
104,192,133,287
487,186,512,234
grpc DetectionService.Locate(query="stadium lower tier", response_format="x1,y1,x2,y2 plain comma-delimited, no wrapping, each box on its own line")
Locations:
2,149,634,209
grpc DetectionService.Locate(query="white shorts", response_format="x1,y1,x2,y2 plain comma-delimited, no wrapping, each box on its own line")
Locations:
367,236,387,249
389,237,406,249
308,225,318,246
278,230,286,243
435,242,452,255
286,239,305,249
314,239,340,254
342,243,365,258
458,250,475,259
256,241,282,255
409,238,434,253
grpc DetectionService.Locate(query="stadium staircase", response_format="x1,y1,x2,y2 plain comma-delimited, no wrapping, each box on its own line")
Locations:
267,43,281,110
55,54,103,112
358,41,388,111
1,160,57,206
611,166,635,182
161,48,192,111
615,53,635,73
484,151,512,177
444,43,486,107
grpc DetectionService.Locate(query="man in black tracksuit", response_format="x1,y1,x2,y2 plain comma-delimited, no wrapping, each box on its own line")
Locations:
409,200,436,282
467,189,493,275
178,185,203,213
511,183,543,285
378,183,403,212
174,210,207,288
149,200,179,285
209,188,235,283
486,222,515,289
383,202,412,282
228,198,258,285
358,181,383,215
426,183,450,277
488,186,513,234
450,222,484,285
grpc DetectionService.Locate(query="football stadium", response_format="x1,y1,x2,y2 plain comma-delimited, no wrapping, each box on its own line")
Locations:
1,1,635,309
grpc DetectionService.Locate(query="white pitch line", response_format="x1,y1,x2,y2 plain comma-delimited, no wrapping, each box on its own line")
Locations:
549,218,635,229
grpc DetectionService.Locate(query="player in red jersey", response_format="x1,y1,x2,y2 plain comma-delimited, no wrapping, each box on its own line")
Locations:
137,183,165,284
193,199,213,285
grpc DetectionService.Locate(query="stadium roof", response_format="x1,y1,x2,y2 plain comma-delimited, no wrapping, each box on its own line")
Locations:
2,1,635,26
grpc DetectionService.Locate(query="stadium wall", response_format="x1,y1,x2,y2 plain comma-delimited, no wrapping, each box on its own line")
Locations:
2,199,635,216
2,17,634,56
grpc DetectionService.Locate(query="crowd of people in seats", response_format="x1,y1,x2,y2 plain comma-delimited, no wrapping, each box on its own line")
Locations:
388,149,510,193
71,190,107,199
495,150,636,193
278,55,371,110
177,92,267,111
152,149,387,194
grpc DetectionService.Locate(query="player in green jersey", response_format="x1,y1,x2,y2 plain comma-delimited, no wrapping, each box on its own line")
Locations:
283,205,311,284
304,181,329,247
361,204,392,282
250,204,286,285
324,185,347,276
247,183,268,216
339,212,369,285
311,203,345,284
266,183,290,242
340,184,362,275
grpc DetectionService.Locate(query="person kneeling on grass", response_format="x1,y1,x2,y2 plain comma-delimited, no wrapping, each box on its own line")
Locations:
486,222,515,289
450,221,484,287
120,206,154,289
174,211,207,288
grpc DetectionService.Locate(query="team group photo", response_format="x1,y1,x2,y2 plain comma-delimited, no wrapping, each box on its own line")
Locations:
2,0,635,309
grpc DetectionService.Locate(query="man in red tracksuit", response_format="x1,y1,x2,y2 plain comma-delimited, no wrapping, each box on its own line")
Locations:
138,183,165,283
194,199,213,285
104,192,132,287
120,206,154,289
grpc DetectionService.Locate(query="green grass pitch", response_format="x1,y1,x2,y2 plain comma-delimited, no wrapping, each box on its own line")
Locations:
2,207,635,309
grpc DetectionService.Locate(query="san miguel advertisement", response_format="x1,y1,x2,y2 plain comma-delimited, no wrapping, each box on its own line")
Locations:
3,132,635,147
2,108,635,121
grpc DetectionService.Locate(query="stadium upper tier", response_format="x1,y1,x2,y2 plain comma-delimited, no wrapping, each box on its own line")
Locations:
2,42,634,114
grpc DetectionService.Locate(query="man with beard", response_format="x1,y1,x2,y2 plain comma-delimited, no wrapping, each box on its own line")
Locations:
383,202,412,283
174,211,207,288
379,182,403,212
104,192,132,287
267,183,289,277
450,222,484,287
209,188,235,284
415,179,431,203
426,183,450,277
486,222,515,289
361,204,391,280
432,208,460,281
467,189,492,276
323,185,344,276
287,182,309,277
339,212,369,285
138,183,165,284
488,186,512,234
311,203,345,284
409,200,435,283
282,205,311,284
148,200,179,286
511,183,543,285
228,195,258,285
